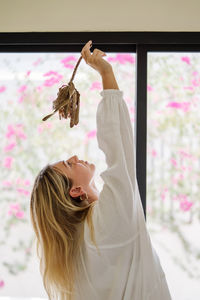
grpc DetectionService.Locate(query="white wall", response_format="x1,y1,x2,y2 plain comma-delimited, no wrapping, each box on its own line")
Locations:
0,0,200,32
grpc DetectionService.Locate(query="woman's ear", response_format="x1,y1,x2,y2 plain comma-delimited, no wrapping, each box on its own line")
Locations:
69,186,89,206
69,186,84,198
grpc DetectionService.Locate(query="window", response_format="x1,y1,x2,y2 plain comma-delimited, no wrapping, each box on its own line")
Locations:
0,32,200,300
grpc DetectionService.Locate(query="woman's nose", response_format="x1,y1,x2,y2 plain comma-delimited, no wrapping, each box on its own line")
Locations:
69,155,79,163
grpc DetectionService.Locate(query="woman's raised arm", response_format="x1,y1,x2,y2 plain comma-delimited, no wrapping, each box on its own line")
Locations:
101,69,119,90
82,41,139,245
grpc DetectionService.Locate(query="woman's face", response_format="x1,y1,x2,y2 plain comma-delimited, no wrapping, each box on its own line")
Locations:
51,155,96,188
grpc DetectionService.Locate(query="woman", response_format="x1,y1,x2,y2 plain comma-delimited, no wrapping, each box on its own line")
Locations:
30,41,172,300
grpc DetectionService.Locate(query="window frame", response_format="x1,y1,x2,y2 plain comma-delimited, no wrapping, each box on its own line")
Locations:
1,31,200,220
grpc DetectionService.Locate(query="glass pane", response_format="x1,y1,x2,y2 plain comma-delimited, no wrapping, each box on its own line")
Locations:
147,52,200,300
0,52,136,297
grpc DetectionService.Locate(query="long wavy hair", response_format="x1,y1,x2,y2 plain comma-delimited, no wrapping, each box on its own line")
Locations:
30,164,99,300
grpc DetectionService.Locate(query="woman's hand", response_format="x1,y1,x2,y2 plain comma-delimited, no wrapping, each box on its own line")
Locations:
81,40,112,76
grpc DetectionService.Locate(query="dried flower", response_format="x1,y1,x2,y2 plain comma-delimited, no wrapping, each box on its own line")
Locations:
42,56,83,128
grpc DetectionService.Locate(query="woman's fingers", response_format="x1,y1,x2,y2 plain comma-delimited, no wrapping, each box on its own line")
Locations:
81,40,110,75
81,40,92,62
92,48,106,57
81,41,107,63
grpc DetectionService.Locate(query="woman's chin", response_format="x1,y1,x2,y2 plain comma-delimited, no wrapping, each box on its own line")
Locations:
90,163,95,168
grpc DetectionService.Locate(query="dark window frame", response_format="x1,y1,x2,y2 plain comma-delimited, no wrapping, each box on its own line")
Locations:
1,31,200,220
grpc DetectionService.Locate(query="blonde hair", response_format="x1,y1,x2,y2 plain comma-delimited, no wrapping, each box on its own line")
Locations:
30,164,99,300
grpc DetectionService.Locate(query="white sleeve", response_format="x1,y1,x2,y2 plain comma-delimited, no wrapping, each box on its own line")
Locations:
93,89,139,246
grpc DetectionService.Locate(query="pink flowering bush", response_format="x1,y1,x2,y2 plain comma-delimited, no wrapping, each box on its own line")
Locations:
8,203,25,219
180,199,194,211
0,52,135,289
147,53,200,279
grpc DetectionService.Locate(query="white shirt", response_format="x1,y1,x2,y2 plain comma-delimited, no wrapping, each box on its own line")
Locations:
75,89,172,300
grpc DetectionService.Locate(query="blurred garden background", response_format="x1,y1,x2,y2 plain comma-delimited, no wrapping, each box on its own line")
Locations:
0,51,199,300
